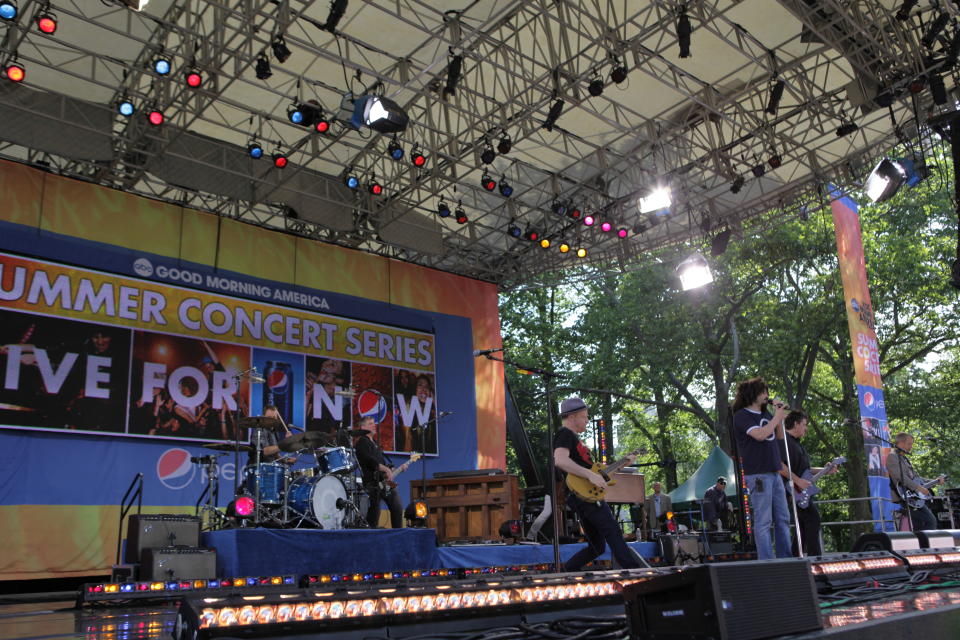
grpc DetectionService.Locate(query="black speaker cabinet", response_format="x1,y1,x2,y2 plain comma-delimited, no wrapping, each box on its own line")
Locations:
659,534,702,565
125,514,201,563
850,531,919,553
140,547,216,581
624,559,822,640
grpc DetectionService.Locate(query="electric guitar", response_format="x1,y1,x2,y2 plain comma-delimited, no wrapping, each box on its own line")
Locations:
896,474,947,509
565,449,645,502
375,453,422,494
793,457,846,509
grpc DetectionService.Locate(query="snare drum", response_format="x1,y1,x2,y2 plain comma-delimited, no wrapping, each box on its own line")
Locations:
243,462,287,504
317,446,355,475
288,475,348,529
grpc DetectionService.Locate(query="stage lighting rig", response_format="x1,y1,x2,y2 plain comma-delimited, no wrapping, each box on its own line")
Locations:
480,143,496,165
273,153,288,168
525,229,539,242
677,6,692,59
499,179,513,197
272,36,292,63
576,248,587,258
600,221,612,233
368,178,383,196
437,199,450,218
255,53,272,80
342,93,409,133
480,172,496,191
454,203,467,225
411,145,426,167
507,222,522,238
147,107,164,125
185,68,203,88
0,1,16,20
324,0,348,33
35,6,56,34
922,13,950,49
588,73,604,97
444,54,463,99
118,0,149,9
865,158,906,203
835,121,858,137
387,137,404,160
152,54,171,76
637,186,671,214
539,237,551,249
617,228,628,238
677,252,714,291
543,99,565,131
583,214,595,227
558,242,570,253
766,79,784,115
730,176,744,194
611,63,628,84
5,60,24,83
896,0,917,21
117,97,135,117
497,135,511,155
247,141,264,159
344,170,360,190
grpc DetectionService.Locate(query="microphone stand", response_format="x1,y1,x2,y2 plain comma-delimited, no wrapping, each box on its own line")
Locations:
485,352,565,571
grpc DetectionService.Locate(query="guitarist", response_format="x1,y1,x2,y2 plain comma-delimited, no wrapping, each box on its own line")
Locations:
553,397,642,571
887,432,944,531
778,410,834,556
354,416,404,528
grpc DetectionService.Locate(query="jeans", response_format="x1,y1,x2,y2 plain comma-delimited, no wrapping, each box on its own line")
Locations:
746,472,792,560
900,504,937,532
565,494,641,571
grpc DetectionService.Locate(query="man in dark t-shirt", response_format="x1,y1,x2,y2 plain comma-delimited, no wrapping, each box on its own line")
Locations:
355,416,404,528
554,396,643,571
731,377,792,560
779,410,830,556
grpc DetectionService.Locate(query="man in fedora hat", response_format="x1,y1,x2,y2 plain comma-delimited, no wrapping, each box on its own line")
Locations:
554,396,643,571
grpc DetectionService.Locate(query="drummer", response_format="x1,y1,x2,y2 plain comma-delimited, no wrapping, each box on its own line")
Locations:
248,405,294,464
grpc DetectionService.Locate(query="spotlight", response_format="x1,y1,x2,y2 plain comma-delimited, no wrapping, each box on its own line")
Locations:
455,203,468,225
711,229,732,257
499,180,513,197
543,99,565,131
617,227,628,238
185,69,203,88
637,186,671,213
576,248,587,258
324,0,348,33
255,53,272,80
272,153,288,169
369,180,383,196
583,214,595,226
751,164,766,178
588,77,604,97
677,252,714,291
287,104,304,124
836,121,858,137
507,223,522,238
568,207,582,220
766,79,785,116
344,172,360,190
559,242,570,253
611,64,628,84
600,221,612,232
552,202,567,215
234,495,255,517
497,135,512,155
525,229,539,242
388,138,404,160
152,56,171,76
444,54,463,99
896,0,917,21
768,154,782,169
315,116,330,133
437,200,450,218
481,172,496,191
730,176,745,194
247,142,264,159
539,238,551,249
0,1,16,21
403,500,428,526
5,61,24,83
147,108,164,125
117,97,135,117
865,158,906,203
480,145,496,165
35,10,56,34
677,7,692,58
922,13,950,48
272,37,291,63
411,145,426,167
119,0,149,9
348,94,409,133
930,74,947,105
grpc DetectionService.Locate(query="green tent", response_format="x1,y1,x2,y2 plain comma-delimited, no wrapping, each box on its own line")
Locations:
667,446,738,505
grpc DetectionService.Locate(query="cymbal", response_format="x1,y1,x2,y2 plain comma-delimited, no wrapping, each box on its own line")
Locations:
278,431,335,452
239,416,282,430
203,442,253,452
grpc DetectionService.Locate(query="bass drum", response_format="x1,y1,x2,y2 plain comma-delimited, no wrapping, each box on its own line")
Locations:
288,475,348,530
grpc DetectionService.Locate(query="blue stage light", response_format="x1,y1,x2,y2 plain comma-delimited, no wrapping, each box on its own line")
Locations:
0,2,17,21
344,174,360,189
247,142,263,159
287,105,304,124
117,99,135,117
152,56,171,76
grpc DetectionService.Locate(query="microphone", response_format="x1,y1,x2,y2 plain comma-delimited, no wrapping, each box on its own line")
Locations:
439,410,454,417
335,498,353,510
473,347,503,357
247,367,266,383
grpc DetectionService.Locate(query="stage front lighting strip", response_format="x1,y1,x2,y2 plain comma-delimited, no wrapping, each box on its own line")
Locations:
810,552,909,590
897,547,960,574
81,575,297,604
300,563,556,586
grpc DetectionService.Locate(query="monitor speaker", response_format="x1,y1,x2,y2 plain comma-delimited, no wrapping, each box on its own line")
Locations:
850,531,919,553
140,547,216,581
124,514,201,563
624,559,822,640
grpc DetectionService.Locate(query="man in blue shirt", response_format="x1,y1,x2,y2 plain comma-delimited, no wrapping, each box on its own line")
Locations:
732,377,792,560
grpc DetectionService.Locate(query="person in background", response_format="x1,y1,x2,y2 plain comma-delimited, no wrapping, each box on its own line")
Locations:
702,477,730,531
643,482,672,539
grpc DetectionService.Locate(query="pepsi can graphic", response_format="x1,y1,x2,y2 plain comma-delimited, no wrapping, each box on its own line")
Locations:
263,360,293,421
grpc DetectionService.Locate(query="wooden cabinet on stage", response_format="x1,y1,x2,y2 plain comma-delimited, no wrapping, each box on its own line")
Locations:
410,474,521,542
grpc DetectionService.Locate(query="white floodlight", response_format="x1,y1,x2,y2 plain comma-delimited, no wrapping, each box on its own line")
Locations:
638,186,672,214
677,252,714,291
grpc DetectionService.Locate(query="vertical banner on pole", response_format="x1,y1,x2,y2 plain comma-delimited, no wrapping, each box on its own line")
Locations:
830,190,894,529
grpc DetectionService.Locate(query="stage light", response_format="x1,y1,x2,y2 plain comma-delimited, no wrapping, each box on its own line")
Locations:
617,228,628,239
766,79,785,115
455,204,468,225
539,238,551,249
324,0,348,32
480,145,496,165
559,242,570,253
576,248,587,258
119,0,149,9
315,116,330,133
677,252,714,291
344,172,360,190
730,175,744,194
499,180,513,197
147,108,164,125
922,13,950,48
5,61,24,83
930,74,947,105
272,36,291,63
638,186,671,213
0,1,16,21
288,103,304,125
185,69,203,88
255,53,272,80
35,10,57,34
583,214,595,226
711,229,732,257
152,55,171,76
552,202,567,215
865,158,906,203
235,496,255,516
388,138,404,160
768,154,782,169
117,98,135,117
481,172,496,191
569,207,581,220
896,0,917,21
273,153,288,168
368,180,383,196
835,121,858,137
507,223,522,238
677,7,692,58
611,64,628,84
345,94,409,133
600,221,613,233
247,142,263,159
751,164,766,178
444,54,463,98
525,229,539,242
543,99,565,131
437,200,450,218
588,77,604,97
497,135,511,154
411,145,426,167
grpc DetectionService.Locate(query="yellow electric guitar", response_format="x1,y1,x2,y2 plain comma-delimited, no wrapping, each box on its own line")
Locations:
565,449,645,502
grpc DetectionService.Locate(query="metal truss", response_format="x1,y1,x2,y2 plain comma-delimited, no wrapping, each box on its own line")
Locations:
0,0,956,286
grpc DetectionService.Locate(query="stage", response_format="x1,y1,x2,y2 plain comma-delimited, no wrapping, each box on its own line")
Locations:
201,528,660,576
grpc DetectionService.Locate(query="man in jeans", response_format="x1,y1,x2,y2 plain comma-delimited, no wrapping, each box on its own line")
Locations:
732,377,793,560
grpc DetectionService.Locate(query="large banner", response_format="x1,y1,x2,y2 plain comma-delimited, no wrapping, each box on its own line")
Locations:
831,191,894,528
0,252,439,454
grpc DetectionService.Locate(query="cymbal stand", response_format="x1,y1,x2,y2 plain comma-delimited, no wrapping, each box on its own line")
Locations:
251,428,264,526
194,454,228,531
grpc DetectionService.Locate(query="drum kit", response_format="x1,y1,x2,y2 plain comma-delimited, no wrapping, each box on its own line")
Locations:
199,416,374,530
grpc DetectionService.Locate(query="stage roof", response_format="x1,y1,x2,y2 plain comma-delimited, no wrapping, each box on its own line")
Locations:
0,0,955,285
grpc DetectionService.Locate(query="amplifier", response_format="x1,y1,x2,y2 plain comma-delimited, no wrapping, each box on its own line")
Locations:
140,547,217,581
432,468,505,479
624,559,822,640
125,514,201,564
658,534,702,565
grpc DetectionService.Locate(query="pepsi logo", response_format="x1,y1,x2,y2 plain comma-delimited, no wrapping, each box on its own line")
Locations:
863,392,874,408
267,368,288,389
157,448,196,490
133,257,154,277
357,389,388,423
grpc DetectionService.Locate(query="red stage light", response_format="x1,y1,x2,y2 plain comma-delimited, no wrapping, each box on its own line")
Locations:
147,109,164,125
36,14,57,34
5,62,24,83
369,182,383,196
235,496,254,516
272,154,288,168
315,119,329,133
185,71,203,88
413,152,426,167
